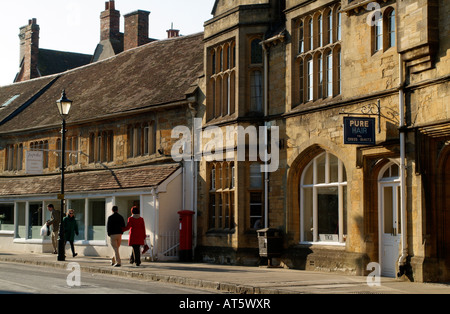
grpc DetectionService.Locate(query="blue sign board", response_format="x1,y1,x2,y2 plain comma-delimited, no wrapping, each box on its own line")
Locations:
344,117,376,145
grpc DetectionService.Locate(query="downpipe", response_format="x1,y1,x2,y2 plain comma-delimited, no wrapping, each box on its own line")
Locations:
397,53,408,277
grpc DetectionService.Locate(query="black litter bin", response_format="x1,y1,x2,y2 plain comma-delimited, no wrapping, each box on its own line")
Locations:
257,228,282,265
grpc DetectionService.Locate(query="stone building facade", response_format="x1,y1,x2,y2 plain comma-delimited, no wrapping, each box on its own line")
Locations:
195,0,449,283
0,0,448,282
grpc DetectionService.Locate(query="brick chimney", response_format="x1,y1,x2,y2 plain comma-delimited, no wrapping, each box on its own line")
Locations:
16,18,40,82
167,24,180,39
100,0,121,41
124,10,150,51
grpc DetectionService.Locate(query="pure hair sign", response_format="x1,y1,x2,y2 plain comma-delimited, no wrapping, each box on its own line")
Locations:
343,117,376,145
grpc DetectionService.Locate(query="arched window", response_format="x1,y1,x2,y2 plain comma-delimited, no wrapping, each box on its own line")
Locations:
327,9,333,44
298,20,304,53
308,18,314,50
300,151,347,243
336,8,342,41
317,14,323,47
388,9,396,48
374,14,383,52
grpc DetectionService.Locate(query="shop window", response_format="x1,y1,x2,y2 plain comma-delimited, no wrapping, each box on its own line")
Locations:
300,151,347,243
0,204,14,232
69,199,86,241
28,202,44,240
88,199,106,241
16,203,26,238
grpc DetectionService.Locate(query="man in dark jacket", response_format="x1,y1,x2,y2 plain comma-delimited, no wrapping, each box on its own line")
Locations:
107,206,125,267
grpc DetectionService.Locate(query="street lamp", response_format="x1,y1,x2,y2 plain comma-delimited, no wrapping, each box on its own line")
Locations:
56,90,72,262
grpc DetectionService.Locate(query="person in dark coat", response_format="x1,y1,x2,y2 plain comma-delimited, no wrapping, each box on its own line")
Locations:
63,209,79,258
122,206,146,266
107,205,125,267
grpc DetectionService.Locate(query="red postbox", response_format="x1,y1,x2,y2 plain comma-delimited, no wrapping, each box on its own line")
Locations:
178,210,195,262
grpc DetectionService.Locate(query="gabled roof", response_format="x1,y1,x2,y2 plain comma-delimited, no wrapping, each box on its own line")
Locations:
0,32,204,133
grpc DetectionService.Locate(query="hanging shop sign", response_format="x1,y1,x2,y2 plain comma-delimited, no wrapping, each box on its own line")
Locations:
344,117,376,145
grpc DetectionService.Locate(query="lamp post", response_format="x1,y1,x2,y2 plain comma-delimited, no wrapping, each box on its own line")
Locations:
56,90,72,262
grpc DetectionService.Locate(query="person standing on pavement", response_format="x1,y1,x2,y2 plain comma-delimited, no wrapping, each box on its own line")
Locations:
63,209,79,258
107,205,125,267
122,206,146,266
46,204,61,254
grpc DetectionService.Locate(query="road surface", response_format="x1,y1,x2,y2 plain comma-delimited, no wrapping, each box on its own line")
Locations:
0,261,217,294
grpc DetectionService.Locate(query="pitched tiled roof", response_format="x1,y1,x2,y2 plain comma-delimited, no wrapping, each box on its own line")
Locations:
0,32,204,133
37,49,92,77
0,164,180,197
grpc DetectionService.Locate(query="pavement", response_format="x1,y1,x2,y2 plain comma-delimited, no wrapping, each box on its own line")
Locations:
0,251,449,294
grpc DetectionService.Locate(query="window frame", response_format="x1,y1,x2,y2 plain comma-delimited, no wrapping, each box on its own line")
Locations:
300,151,347,245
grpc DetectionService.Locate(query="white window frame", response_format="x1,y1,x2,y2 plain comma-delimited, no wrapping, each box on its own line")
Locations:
300,151,347,245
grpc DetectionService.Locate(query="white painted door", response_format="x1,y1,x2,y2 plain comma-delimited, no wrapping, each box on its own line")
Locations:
380,183,401,277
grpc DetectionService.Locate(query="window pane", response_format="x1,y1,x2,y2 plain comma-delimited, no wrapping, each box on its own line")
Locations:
307,59,313,101
251,39,262,64
16,203,26,238
250,71,263,112
0,204,14,232
299,60,304,102
318,187,339,242
389,10,396,48
69,199,85,241
28,202,43,239
303,163,313,185
250,164,262,188
383,187,394,234
316,153,326,184
329,153,339,183
303,187,313,241
326,52,333,97
88,199,105,241
318,54,323,98
250,192,263,229
209,194,216,229
299,21,304,53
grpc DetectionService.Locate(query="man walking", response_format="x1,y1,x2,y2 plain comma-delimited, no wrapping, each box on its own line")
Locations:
107,206,125,267
46,204,60,254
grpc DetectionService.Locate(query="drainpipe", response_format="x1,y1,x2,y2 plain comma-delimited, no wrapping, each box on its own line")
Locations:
398,53,408,276
188,99,198,254
262,42,269,228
